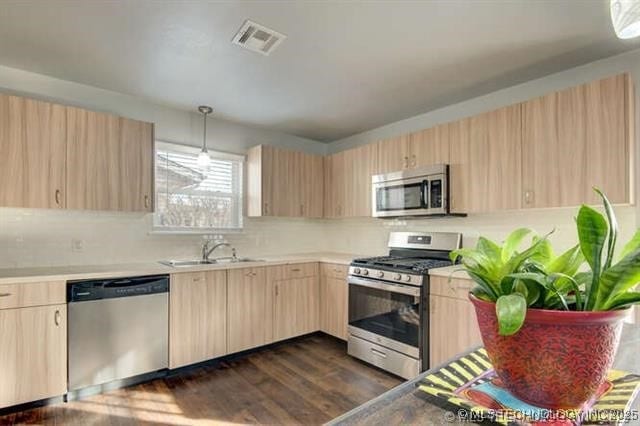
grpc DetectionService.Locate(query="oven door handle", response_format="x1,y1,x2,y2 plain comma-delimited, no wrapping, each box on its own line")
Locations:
348,276,421,297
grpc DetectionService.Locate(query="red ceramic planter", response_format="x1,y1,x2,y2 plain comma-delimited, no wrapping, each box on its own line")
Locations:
469,294,630,409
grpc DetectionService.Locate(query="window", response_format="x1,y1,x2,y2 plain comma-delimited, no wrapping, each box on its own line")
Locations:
154,141,243,233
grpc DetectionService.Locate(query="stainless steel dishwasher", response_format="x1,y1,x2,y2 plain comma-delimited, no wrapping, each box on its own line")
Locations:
67,275,169,394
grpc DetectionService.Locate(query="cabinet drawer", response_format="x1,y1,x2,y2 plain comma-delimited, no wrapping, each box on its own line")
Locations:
320,263,348,279
429,276,474,300
268,263,318,280
0,281,66,310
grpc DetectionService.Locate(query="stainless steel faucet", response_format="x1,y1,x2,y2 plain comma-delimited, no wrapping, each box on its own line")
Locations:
202,241,236,262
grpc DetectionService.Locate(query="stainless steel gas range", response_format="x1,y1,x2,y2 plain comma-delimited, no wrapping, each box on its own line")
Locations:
347,231,462,379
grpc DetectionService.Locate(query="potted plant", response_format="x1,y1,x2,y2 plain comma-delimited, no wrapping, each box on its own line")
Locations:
451,189,640,409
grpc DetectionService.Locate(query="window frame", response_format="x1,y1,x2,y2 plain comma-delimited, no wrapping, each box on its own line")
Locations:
152,141,245,235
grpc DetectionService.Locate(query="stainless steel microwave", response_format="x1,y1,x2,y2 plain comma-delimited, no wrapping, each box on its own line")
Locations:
371,164,449,218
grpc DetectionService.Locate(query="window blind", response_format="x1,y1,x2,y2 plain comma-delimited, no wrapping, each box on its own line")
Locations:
154,142,243,232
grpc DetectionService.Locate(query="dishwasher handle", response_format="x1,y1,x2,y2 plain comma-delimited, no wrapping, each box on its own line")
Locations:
68,275,169,302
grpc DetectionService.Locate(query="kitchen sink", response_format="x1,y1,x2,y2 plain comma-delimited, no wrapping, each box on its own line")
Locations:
159,258,264,268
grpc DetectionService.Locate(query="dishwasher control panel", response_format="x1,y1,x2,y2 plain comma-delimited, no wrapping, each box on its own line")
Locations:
68,275,169,302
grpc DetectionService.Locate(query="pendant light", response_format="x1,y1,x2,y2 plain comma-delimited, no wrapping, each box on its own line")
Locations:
197,105,213,168
611,0,640,39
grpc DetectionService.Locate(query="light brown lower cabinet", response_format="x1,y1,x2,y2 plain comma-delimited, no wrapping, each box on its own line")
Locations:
169,271,227,368
269,263,319,342
0,304,67,408
319,263,349,340
227,267,273,353
429,276,482,368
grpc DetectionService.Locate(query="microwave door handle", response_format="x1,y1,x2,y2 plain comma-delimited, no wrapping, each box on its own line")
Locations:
421,180,429,209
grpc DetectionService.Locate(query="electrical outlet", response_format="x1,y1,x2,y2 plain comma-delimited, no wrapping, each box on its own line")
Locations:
71,239,84,253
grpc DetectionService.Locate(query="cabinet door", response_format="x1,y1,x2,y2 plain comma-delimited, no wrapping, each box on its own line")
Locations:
320,274,348,340
66,107,121,210
0,95,66,209
449,105,522,213
375,135,410,174
300,151,324,218
522,74,633,208
324,151,346,217
409,124,449,169
584,74,632,205
120,118,154,212
0,305,67,408
169,271,227,368
67,108,154,212
273,276,319,341
343,144,377,217
429,295,481,368
227,267,272,353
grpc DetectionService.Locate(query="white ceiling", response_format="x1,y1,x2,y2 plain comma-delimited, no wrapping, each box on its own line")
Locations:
0,0,638,142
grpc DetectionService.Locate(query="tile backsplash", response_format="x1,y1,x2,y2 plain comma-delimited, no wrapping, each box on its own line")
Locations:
0,204,636,268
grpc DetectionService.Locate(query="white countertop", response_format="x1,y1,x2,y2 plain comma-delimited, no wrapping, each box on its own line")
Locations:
0,252,358,285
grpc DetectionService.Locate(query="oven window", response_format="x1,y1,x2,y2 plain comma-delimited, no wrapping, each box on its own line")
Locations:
375,183,423,211
348,284,420,348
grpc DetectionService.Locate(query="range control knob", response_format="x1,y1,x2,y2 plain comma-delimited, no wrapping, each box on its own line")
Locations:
362,269,369,276
394,273,402,281
353,267,361,274
376,270,384,278
404,275,412,282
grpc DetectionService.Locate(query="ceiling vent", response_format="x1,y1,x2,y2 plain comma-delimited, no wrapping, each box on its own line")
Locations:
232,20,286,56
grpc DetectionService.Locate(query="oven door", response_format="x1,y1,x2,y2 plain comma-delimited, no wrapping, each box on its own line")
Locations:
348,275,422,358
372,176,428,218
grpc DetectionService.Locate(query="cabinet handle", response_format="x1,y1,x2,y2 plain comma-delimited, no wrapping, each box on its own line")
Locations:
300,204,304,216
291,268,301,272
0,293,11,298
524,190,534,205
193,277,201,282
410,155,416,168
264,203,269,214
54,310,61,326
55,189,61,206
403,156,409,169
275,284,279,297
370,348,387,358
144,195,150,209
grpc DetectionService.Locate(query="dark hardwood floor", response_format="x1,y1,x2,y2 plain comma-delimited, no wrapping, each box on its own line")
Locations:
0,334,402,425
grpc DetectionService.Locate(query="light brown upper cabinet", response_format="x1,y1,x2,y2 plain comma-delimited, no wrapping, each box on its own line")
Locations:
325,144,377,218
247,145,323,218
324,150,346,217
522,73,634,208
66,107,154,212
408,124,450,169
449,104,522,213
0,92,154,212
0,94,66,209
375,134,410,174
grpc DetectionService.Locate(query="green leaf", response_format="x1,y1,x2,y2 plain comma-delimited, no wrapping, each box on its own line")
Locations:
606,292,640,310
619,230,640,261
512,279,541,306
477,237,502,260
529,237,555,267
594,188,618,271
470,286,494,302
501,231,554,277
465,270,499,300
549,272,583,311
547,244,584,276
501,228,532,262
577,205,608,310
496,294,527,336
597,248,640,310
